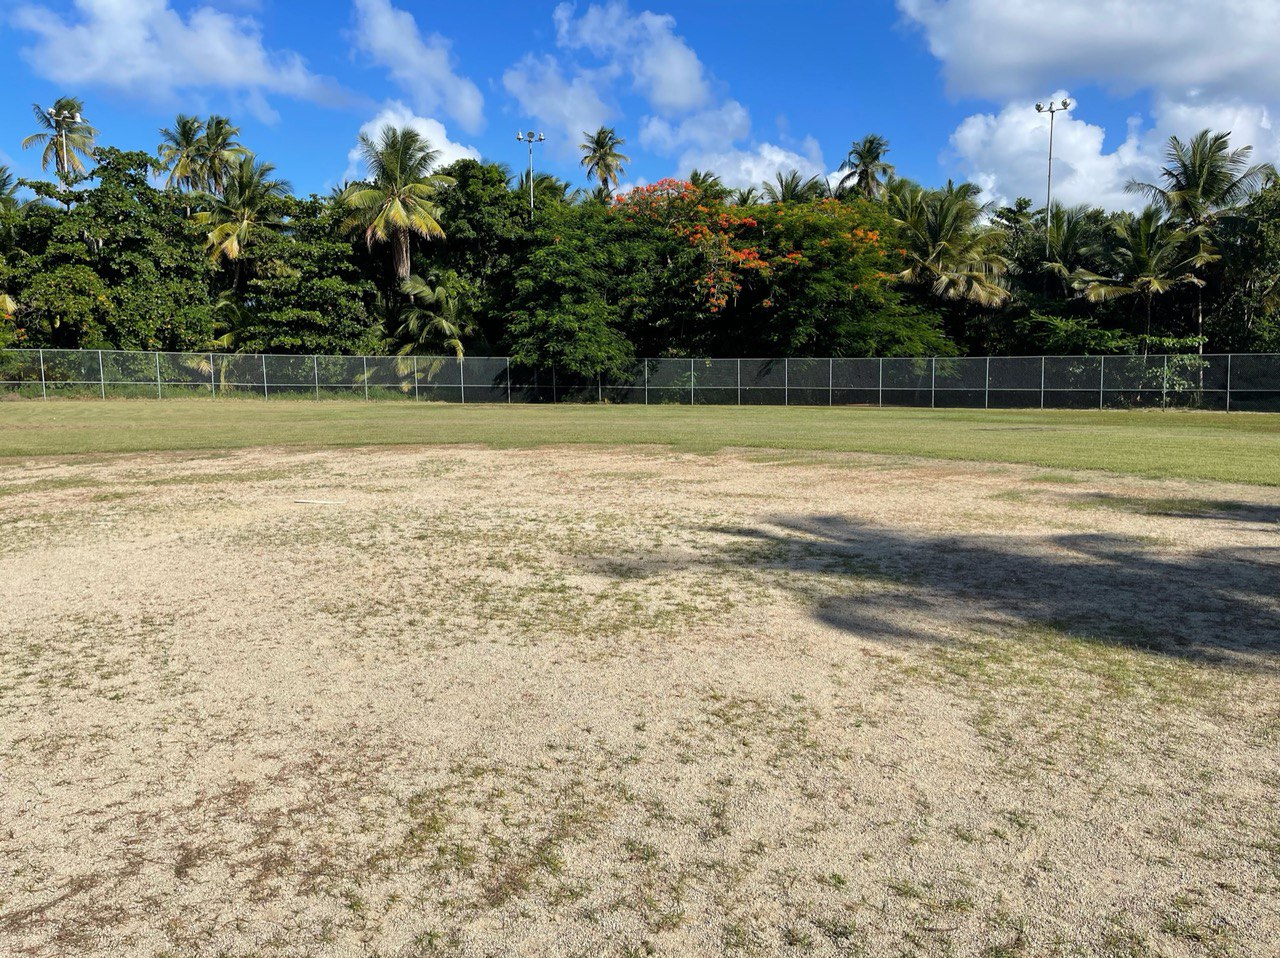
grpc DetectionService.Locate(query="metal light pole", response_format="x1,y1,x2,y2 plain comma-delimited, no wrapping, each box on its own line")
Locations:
1035,98,1071,258
515,130,545,216
47,107,81,181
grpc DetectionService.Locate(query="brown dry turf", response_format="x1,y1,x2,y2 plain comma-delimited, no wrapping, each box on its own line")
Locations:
1,443,1278,957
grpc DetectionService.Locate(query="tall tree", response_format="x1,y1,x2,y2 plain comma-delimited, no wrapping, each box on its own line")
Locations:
157,114,206,192
762,170,825,204
196,115,247,195
192,155,291,272
1126,130,1277,351
22,97,97,180
1074,205,1208,349
341,126,453,285
838,134,894,199
889,180,1010,307
688,168,730,202
579,127,630,194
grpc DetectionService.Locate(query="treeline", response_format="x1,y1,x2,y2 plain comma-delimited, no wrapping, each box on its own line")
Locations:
2,99,1279,369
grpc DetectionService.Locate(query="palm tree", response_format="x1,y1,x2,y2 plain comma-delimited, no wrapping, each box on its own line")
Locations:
22,97,97,180
0,167,19,214
157,115,206,192
1073,206,1209,350
1043,203,1102,296
191,155,291,284
516,170,579,206
1126,130,1277,352
579,127,630,194
838,134,894,199
341,126,454,284
196,115,248,195
729,186,763,207
689,168,730,202
762,169,825,203
382,272,474,358
890,180,1010,307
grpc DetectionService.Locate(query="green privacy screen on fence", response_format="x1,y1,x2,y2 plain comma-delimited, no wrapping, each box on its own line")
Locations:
3,349,1279,412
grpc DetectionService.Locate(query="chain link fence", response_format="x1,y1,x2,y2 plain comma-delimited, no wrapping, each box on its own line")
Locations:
3,349,1278,411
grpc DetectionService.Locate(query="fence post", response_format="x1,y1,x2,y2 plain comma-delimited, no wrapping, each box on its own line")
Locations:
828,357,833,407
506,358,511,403
460,356,466,404
98,349,105,400
878,357,883,408
930,357,936,409
362,356,369,401
1226,354,1232,412
984,356,990,410
1099,355,1105,410
156,351,163,399
598,371,603,404
1162,354,1168,410
645,360,650,406
1040,356,1046,410
210,352,216,398
260,354,268,400
690,358,695,406
552,365,557,403
736,358,741,406
314,355,320,401
785,358,789,407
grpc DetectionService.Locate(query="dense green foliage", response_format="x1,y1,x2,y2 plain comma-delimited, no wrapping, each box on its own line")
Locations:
2,109,1278,367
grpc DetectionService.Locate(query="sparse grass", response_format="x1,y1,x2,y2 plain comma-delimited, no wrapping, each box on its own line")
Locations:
2,400,1279,483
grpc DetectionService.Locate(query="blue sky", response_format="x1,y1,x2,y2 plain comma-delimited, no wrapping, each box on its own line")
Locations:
2,1,1278,210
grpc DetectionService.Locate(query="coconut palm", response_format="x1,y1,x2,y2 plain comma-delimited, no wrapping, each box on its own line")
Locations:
515,170,579,206
22,97,97,180
838,134,894,199
1126,130,1277,351
729,186,763,207
1043,203,1102,295
762,169,825,204
191,155,291,276
1073,205,1209,349
341,126,454,284
579,126,630,194
382,273,474,358
0,166,20,214
157,115,206,192
196,115,248,195
890,180,1010,307
689,168,730,202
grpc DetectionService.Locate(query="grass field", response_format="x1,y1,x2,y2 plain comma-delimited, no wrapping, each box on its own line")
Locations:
2,399,1280,483
1,403,1278,956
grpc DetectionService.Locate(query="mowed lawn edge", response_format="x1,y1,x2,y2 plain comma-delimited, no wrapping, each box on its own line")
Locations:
2,400,1278,485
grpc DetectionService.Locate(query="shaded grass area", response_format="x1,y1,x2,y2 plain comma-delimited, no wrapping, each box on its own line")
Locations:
1,400,1279,484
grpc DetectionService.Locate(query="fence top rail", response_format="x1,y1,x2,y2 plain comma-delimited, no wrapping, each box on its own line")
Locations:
5,349,1278,362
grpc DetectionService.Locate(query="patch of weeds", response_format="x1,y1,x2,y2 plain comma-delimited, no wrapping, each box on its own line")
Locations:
781,925,815,948
817,871,848,890
886,878,926,900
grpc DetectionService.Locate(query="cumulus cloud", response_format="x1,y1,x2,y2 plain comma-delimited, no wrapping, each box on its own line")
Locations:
552,1,711,113
501,54,614,154
897,0,1280,102
344,101,481,183
351,0,485,134
899,0,1280,210
505,4,827,188
11,0,343,116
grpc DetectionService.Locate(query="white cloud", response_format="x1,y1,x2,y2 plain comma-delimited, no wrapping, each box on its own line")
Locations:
501,54,614,155
11,0,342,113
344,101,481,182
553,1,711,113
504,3,828,189
678,139,828,191
351,0,484,134
899,0,1280,210
897,0,1280,103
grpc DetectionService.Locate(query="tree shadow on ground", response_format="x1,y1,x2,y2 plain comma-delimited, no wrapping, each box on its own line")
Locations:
594,514,1280,666
1059,492,1280,525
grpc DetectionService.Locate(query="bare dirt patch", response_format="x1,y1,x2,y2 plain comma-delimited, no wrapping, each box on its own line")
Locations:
1,445,1277,957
